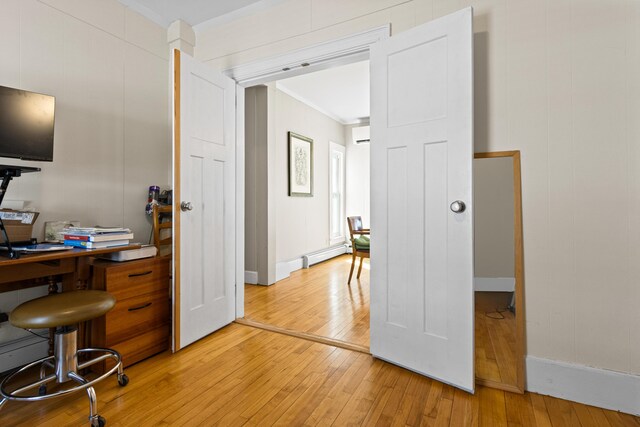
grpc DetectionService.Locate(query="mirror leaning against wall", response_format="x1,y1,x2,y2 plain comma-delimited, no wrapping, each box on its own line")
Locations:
473,151,525,393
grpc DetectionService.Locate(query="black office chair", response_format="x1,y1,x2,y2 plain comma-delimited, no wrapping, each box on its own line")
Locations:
0,291,129,427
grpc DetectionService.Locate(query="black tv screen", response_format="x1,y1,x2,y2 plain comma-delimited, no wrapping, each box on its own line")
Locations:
0,85,55,162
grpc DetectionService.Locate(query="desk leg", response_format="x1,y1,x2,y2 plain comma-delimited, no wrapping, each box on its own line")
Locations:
46,276,59,356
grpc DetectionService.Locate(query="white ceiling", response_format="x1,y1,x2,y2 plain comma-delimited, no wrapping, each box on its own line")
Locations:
276,60,370,125
118,0,273,28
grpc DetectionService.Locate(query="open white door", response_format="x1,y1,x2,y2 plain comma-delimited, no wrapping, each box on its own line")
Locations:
172,50,236,350
370,8,474,391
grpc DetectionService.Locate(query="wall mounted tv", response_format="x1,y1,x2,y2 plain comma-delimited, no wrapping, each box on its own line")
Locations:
0,85,55,162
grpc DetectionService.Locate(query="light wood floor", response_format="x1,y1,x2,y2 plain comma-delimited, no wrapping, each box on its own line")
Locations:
245,255,370,348
475,292,517,387
3,323,639,426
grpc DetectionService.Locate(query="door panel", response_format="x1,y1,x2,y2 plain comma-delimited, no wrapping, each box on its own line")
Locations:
173,50,236,350
370,7,474,392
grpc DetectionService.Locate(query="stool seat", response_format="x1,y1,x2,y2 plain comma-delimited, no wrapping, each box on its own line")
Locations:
10,291,116,329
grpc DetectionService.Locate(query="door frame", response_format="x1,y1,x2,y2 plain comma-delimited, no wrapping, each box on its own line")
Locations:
224,25,390,319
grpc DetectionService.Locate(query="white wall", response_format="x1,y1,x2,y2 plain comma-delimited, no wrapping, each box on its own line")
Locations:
274,88,346,263
344,124,370,229
244,85,275,285
0,0,169,244
195,0,640,378
0,0,169,352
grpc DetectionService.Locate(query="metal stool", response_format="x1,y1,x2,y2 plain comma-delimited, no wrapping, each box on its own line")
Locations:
0,290,128,427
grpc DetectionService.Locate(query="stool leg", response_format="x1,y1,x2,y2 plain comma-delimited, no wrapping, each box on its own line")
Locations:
69,372,103,427
38,359,54,396
46,276,59,356
0,397,6,411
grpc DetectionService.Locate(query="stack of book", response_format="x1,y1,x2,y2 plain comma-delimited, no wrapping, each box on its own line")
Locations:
63,227,134,249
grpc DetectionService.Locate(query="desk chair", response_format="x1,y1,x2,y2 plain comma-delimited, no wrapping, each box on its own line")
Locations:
152,204,172,255
0,291,128,427
347,216,370,284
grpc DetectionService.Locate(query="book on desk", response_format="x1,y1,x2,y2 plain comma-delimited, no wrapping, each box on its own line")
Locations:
63,227,133,249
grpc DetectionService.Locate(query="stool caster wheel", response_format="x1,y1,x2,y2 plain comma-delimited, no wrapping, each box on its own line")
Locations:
91,415,106,427
117,374,129,387
38,384,47,396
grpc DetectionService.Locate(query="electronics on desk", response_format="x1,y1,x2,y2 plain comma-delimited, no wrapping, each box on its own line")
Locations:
98,244,157,262
0,85,55,162
0,84,55,259
0,209,39,243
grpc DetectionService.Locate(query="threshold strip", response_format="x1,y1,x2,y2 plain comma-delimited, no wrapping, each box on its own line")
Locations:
234,318,371,355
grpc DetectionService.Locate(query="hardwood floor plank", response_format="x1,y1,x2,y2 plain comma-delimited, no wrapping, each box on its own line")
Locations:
372,368,412,425
302,352,373,426
477,386,508,427
449,388,474,426
504,392,538,426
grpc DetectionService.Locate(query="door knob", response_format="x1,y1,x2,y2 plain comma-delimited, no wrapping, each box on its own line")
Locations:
450,200,466,213
180,201,193,212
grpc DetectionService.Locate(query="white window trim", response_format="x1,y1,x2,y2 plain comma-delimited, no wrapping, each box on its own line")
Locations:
329,141,346,246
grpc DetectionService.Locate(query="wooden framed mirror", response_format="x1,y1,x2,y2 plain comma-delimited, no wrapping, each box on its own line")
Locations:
473,150,525,393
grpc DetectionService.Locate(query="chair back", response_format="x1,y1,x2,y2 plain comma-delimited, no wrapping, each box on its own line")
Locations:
152,204,172,255
347,216,364,240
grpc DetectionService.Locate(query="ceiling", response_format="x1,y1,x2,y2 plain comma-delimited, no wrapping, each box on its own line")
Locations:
276,60,370,125
118,0,270,28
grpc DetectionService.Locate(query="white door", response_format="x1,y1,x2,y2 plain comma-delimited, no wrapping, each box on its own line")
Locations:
172,50,236,350
370,8,475,391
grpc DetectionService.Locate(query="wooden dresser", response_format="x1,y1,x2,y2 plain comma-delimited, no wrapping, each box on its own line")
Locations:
91,256,171,369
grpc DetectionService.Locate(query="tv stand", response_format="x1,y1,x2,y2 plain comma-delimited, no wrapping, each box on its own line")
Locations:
0,165,41,259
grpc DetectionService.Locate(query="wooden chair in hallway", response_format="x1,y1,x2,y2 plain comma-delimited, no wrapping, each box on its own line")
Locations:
347,216,369,284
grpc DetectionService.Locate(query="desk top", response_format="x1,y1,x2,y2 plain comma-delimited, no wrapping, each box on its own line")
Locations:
0,244,142,267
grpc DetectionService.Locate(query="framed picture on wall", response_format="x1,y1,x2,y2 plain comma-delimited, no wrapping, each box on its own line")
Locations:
288,131,314,197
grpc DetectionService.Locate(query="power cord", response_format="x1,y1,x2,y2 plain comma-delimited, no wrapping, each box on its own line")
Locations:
485,308,510,320
25,329,49,341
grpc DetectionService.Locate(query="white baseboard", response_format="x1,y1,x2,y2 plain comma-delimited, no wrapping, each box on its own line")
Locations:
244,271,258,285
526,356,640,416
474,277,515,292
0,334,49,373
275,258,304,282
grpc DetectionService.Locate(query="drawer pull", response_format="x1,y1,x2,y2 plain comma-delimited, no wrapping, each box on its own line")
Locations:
128,302,152,312
128,271,152,278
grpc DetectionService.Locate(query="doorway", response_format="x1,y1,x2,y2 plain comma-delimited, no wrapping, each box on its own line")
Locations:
240,60,372,351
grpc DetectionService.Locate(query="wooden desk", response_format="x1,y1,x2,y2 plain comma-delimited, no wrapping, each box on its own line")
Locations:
0,245,141,352
0,245,142,292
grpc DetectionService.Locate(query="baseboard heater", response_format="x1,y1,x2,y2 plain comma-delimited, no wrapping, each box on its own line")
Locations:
0,333,49,374
302,244,347,268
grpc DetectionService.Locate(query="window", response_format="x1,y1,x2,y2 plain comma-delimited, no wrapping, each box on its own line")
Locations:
329,142,346,245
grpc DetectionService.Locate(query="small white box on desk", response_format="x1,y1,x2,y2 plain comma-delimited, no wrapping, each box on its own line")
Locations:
98,245,157,262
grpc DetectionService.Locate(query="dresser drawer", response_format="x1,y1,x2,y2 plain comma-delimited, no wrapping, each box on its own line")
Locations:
93,257,170,301
105,290,170,346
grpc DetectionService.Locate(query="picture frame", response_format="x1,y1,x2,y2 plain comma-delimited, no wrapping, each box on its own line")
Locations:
288,131,314,197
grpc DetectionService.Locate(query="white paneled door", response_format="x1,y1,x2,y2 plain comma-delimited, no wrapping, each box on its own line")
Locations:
370,8,475,391
173,50,236,350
